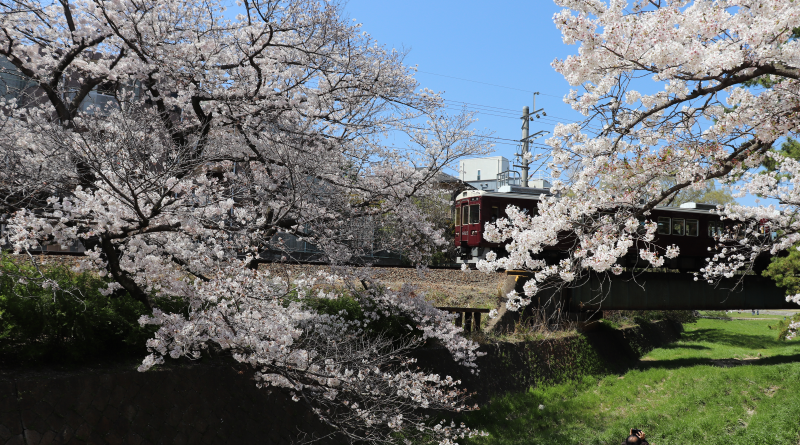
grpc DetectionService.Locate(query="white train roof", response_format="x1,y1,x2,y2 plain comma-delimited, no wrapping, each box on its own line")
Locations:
456,186,552,201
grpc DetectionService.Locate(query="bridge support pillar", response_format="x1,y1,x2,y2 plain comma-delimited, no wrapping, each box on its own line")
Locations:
486,271,571,334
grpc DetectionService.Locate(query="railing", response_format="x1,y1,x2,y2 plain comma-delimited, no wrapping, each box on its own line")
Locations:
436,307,491,333
496,170,521,189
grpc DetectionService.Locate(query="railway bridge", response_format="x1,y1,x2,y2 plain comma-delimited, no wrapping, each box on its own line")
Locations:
488,270,797,333
502,269,796,314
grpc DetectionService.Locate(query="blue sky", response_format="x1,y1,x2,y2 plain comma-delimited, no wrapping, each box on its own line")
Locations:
341,1,775,208
341,0,587,171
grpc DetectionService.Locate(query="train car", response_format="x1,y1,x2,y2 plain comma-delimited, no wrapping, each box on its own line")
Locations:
454,185,552,264
454,186,769,272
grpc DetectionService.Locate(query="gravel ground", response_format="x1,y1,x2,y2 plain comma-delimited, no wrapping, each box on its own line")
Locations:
8,256,504,309
259,264,504,308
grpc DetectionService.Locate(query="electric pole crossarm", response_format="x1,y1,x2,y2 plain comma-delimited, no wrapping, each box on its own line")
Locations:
521,130,548,142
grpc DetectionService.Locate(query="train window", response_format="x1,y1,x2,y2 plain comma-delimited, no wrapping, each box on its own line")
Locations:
708,221,722,237
673,218,685,236
491,206,499,223
461,206,468,227
758,224,777,240
734,224,745,240
455,206,461,226
657,217,671,235
470,204,480,224
686,219,699,236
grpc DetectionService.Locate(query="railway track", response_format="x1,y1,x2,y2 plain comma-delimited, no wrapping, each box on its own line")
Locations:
5,251,502,308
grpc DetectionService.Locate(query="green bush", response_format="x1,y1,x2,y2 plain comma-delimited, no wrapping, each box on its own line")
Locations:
304,289,419,341
698,310,731,320
604,310,697,326
0,254,155,363
768,312,800,341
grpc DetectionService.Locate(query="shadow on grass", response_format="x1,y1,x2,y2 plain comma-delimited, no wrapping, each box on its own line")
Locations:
466,390,619,445
637,352,800,371
681,328,785,350
656,343,710,350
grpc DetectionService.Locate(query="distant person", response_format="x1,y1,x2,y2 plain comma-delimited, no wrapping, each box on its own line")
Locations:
623,429,650,445
757,310,760,315
752,309,755,315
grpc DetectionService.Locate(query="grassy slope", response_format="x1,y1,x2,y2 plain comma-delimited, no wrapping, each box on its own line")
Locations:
464,319,800,445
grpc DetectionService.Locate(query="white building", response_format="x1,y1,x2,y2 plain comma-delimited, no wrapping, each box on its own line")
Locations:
459,156,517,191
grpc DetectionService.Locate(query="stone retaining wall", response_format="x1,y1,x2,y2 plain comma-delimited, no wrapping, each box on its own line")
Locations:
0,321,682,445
412,320,683,403
0,364,330,445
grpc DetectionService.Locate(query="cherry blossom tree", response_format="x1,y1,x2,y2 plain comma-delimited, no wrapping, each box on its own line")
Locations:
0,0,490,442
138,264,486,444
479,1,800,310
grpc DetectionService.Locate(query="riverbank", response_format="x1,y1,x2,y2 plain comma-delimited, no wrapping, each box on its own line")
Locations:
462,318,800,445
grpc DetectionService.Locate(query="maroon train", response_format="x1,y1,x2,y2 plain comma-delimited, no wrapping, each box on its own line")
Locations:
454,185,768,272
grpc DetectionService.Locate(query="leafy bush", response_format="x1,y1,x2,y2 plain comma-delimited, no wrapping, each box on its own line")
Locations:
0,254,155,362
303,287,419,341
762,245,800,295
768,312,800,341
604,310,697,326
698,310,731,320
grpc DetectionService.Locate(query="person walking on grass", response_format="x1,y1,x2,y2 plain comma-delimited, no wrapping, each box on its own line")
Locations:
623,429,650,445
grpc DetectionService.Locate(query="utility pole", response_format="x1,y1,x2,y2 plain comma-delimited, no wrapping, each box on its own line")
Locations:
518,92,547,188
520,105,530,187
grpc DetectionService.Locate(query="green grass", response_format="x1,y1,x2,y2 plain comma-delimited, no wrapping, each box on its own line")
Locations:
463,319,800,445
726,313,794,320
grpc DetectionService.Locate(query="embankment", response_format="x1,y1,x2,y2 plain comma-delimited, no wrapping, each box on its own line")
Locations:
0,321,681,445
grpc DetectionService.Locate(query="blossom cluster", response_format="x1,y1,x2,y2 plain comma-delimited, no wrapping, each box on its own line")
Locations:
0,0,492,442
786,321,800,341
137,264,486,444
477,1,800,310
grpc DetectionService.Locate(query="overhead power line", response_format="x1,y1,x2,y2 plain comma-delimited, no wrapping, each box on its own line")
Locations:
416,70,563,99
442,99,599,128
444,99,519,114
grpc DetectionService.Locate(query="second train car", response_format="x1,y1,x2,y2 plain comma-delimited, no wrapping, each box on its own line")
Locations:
454,185,766,272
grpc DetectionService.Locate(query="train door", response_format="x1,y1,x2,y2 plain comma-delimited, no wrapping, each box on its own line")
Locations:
467,198,481,245
454,202,463,246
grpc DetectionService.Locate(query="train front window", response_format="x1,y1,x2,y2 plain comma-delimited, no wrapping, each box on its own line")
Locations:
462,206,468,227
673,218,685,236
657,217,671,235
686,219,699,236
455,206,461,226
470,204,480,224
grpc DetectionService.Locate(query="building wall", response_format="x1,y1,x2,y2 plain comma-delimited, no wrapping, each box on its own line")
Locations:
458,156,510,183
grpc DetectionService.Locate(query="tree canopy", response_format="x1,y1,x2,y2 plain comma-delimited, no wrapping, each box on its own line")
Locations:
480,0,800,309
0,0,489,442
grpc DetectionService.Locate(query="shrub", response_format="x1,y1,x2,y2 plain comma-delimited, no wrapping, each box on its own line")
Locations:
303,287,419,341
604,310,697,326
768,312,800,341
698,310,731,320
0,254,155,363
